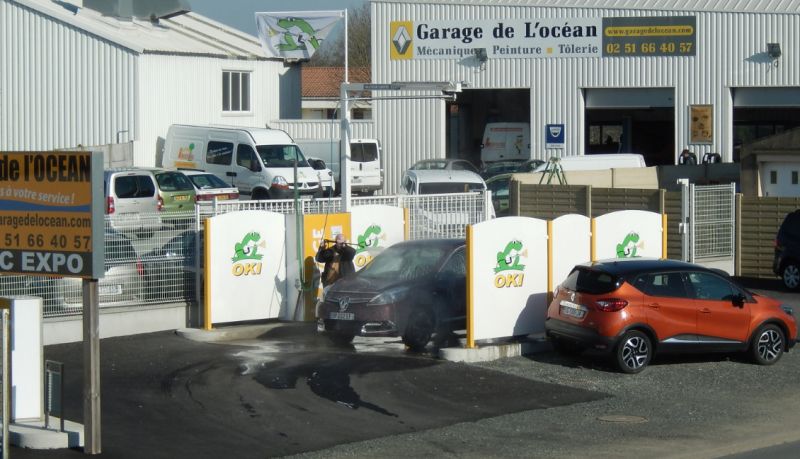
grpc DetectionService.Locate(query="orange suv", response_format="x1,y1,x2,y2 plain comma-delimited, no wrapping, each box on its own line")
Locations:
545,259,797,373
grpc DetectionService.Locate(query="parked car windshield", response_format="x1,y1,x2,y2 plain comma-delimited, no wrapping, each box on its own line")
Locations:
256,145,310,168
358,244,449,281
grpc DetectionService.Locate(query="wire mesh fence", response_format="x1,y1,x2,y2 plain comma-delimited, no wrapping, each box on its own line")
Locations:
690,184,736,260
1,193,491,318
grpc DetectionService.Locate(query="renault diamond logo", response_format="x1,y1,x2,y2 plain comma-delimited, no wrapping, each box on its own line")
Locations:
339,297,350,312
570,292,576,302
392,25,411,55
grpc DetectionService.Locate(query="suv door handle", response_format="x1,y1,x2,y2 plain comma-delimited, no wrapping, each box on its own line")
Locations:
227,172,236,177
699,308,711,314
648,303,660,309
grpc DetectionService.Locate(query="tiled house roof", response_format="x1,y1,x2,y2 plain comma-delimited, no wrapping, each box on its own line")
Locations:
302,67,371,98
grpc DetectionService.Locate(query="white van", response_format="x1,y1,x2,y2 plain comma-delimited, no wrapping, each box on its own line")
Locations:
295,138,383,196
532,153,646,172
162,124,330,200
480,122,531,164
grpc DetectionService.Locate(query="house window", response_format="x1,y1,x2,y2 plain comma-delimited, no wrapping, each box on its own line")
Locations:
793,171,798,185
222,71,251,112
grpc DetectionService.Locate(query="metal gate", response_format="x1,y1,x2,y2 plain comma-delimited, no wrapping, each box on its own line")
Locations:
682,183,736,269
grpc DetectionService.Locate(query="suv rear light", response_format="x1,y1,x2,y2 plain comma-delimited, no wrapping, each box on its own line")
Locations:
157,196,164,211
594,298,628,312
106,196,115,214
136,257,144,277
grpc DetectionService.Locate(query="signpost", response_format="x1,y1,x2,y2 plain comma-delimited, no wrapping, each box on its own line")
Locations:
0,150,104,454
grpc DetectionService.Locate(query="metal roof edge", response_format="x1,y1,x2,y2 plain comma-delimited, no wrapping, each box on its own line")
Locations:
368,0,800,15
11,0,144,53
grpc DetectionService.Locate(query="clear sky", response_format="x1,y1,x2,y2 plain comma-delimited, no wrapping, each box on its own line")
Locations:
189,0,366,37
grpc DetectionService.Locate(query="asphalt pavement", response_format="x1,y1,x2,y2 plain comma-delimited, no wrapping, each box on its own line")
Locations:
12,276,800,459
14,325,603,459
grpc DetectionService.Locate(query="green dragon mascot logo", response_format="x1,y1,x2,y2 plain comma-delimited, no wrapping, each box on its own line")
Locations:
276,17,323,52
232,232,265,262
356,225,383,254
495,240,527,273
616,232,642,258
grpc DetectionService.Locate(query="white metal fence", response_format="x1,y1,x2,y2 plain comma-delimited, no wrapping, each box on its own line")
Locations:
1,193,491,318
688,183,736,261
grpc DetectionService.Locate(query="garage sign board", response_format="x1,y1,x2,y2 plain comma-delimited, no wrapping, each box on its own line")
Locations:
0,151,103,278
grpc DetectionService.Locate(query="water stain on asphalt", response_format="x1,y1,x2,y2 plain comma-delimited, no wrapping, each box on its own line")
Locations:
255,354,408,417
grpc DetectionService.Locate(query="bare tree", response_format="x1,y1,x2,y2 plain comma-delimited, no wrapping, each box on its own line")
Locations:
310,3,370,67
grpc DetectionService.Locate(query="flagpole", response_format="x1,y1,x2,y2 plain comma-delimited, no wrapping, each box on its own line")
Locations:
344,9,349,84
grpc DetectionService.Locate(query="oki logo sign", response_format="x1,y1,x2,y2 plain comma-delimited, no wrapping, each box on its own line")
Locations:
493,240,527,288
231,231,265,276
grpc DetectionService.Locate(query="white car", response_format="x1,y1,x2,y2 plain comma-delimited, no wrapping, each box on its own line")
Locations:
400,169,486,195
181,170,239,202
400,169,489,237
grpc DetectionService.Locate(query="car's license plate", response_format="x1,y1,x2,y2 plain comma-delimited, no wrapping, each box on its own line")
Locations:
559,300,587,319
174,195,190,202
329,312,355,320
100,284,123,296
215,195,229,200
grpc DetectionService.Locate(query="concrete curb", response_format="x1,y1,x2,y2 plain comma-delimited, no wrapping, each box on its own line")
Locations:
10,418,84,449
176,321,312,343
176,321,554,364
439,338,552,363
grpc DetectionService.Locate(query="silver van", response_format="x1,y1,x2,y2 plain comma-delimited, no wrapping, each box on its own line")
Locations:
104,168,163,238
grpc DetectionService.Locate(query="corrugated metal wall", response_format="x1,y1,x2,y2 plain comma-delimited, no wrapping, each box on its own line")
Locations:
137,54,286,166
2,0,137,150
372,2,800,194
739,196,800,278
269,120,375,141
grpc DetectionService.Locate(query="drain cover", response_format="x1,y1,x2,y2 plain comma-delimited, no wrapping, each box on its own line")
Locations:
597,415,648,423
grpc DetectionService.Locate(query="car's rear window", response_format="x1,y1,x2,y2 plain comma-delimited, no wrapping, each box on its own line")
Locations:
419,182,484,194
114,175,155,199
189,174,230,189
561,267,621,294
351,143,378,162
156,172,194,192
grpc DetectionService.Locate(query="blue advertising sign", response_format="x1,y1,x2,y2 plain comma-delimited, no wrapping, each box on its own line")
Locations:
545,124,565,149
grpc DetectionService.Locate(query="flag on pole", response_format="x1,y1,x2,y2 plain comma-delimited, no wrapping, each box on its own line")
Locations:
255,11,345,60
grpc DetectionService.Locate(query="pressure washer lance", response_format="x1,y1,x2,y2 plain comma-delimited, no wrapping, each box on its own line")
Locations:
321,238,360,247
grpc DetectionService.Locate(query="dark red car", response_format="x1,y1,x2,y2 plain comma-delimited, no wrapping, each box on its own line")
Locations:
316,239,467,350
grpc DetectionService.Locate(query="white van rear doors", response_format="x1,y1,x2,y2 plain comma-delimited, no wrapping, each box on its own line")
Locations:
350,140,381,194
480,123,531,163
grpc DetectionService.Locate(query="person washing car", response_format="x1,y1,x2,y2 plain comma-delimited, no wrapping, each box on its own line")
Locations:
316,233,356,287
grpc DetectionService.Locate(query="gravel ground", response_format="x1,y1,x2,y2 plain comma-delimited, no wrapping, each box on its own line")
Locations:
289,337,800,458
287,278,800,459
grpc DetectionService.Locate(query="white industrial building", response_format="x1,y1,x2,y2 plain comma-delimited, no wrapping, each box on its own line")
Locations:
369,0,800,195
1,0,295,166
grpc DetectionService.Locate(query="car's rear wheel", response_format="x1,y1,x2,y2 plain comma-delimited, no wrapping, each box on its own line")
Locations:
614,330,652,374
750,324,785,365
781,262,800,290
326,332,355,346
403,308,434,352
